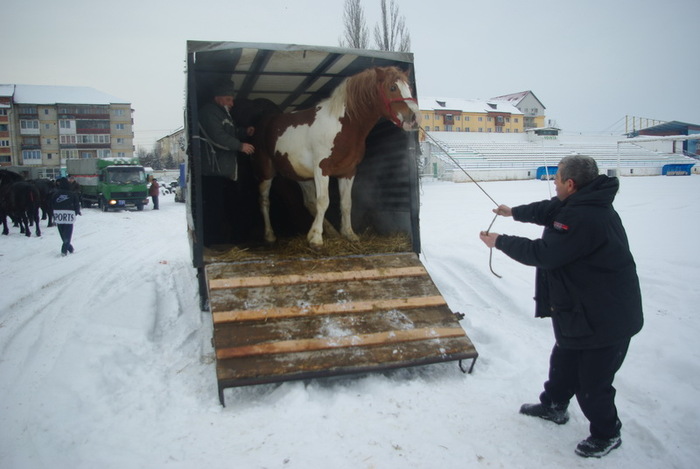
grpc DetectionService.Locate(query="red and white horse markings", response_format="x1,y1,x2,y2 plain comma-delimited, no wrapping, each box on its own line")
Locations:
253,66,421,248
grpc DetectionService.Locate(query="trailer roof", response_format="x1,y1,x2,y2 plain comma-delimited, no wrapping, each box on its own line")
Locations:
187,41,415,112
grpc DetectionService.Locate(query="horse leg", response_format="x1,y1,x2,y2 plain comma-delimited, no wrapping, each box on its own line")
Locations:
32,208,41,237
307,173,330,248
297,180,340,238
259,179,276,243
21,213,30,237
337,176,359,242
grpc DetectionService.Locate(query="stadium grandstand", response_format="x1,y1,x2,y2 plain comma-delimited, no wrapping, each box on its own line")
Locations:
420,129,699,182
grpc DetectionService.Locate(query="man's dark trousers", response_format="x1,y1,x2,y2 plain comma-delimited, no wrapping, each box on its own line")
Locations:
540,339,630,439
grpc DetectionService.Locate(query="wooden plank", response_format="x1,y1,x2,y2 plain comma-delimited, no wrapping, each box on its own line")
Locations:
212,305,460,349
208,275,442,314
212,295,447,324
209,265,427,290
216,336,477,382
205,252,422,280
216,326,467,360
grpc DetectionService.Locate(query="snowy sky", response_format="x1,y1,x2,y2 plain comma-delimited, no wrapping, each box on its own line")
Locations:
2,0,698,148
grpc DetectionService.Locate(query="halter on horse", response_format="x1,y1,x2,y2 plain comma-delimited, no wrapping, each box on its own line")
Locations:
253,66,421,248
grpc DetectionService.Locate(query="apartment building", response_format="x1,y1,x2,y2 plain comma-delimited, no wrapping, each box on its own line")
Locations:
156,127,186,165
419,90,546,137
0,84,134,179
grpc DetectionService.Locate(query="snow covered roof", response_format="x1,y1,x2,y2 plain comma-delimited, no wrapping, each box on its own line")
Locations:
1,84,129,105
419,96,523,115
491,90,546,110
0,84,15,97
490,91,529,104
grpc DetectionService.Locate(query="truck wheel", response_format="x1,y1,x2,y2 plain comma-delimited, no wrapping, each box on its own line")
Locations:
136,202,144,211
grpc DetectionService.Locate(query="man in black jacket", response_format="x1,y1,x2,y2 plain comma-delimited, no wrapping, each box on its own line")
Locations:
50,177,82,256
479,155,643,458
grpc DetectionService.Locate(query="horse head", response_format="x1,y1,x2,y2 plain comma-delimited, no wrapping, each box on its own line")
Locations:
374,66,421,131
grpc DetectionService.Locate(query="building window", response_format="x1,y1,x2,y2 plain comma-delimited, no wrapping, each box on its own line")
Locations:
115,123,125,130
60,120,73,129
434,126,440,131
117,152,126,158
0,109,7,116
114,109,125,116
22,150,42,161
116,138,125,144
478,117,483,122
20,120,39,130
0,139,9,147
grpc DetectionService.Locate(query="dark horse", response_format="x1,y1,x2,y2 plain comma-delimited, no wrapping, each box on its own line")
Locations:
0,171,41,237
252,66,421,248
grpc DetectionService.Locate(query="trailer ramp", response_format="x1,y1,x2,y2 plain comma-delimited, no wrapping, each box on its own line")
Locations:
205,251,478,405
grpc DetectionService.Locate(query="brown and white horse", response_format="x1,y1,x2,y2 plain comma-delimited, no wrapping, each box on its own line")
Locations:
253,66,421,248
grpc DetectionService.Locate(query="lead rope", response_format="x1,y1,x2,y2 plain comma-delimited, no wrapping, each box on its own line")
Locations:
421,128,502,278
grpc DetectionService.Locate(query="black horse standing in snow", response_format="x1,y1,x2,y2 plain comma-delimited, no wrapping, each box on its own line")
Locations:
0,171,42,237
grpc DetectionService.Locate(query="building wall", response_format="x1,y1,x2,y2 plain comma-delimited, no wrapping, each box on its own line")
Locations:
156,128,186,164
0,99,10,164
420,109,524,136
0,89,134,178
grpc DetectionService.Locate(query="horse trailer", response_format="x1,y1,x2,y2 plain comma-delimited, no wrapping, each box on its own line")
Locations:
184,41,478,405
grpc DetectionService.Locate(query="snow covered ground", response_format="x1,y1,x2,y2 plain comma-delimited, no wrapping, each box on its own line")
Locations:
1,175,698,469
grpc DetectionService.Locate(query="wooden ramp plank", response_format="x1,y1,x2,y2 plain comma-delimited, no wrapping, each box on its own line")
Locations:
212,295,446,324
209,265,427,289
204,252,478,404
216,326,466,359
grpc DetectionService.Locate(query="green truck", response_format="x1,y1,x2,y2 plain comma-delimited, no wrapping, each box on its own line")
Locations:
66,157,149,211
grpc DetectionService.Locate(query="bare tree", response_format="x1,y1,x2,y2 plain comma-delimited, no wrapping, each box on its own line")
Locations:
339,0,370,49
373,0,411,52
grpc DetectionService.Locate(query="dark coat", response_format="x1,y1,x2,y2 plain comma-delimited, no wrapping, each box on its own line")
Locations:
495,175,643,349
49,188,81,222
198,102,247,178
149,180,160,197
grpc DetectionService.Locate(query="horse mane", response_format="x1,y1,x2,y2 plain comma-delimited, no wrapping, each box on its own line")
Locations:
326,67,407,122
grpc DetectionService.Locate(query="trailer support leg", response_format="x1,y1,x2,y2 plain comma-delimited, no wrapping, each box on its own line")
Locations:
459,357,477,374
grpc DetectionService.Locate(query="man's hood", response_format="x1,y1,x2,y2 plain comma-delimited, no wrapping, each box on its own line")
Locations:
566,175,619,208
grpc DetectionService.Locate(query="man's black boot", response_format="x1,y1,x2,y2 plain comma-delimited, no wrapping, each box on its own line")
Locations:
519,402,570,425
575,435,622,458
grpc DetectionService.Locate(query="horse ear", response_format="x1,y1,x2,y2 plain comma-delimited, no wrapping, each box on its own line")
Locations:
374,66,387,82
